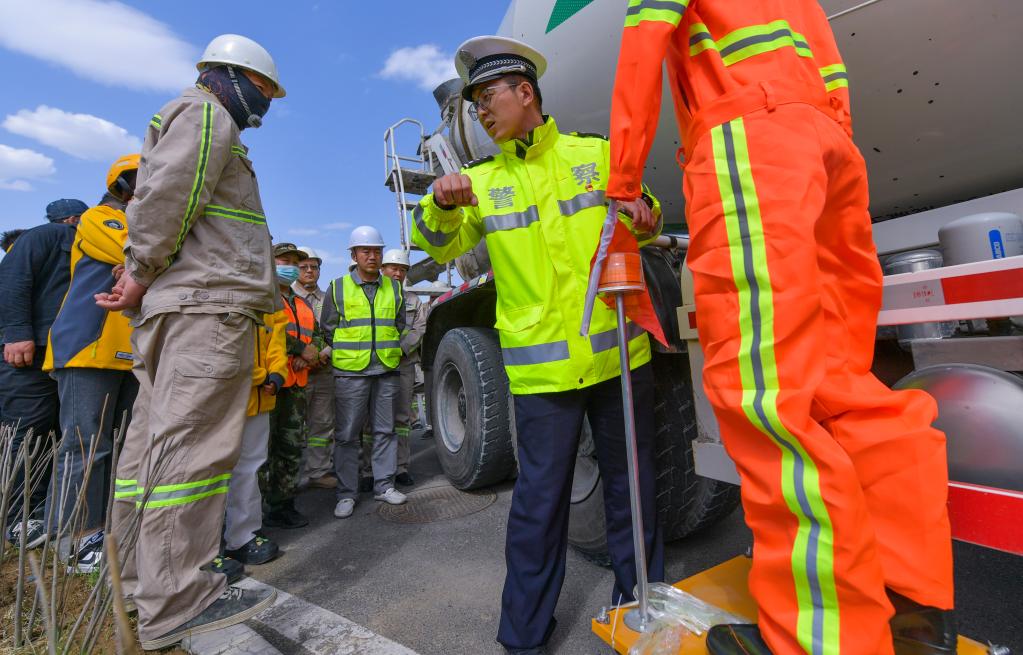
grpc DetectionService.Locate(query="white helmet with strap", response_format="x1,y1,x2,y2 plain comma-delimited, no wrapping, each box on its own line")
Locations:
198,34,286,98
382,248,410,267
298,246,322,263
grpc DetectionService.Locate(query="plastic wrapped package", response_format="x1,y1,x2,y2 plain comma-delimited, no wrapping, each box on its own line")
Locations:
628,623,688,655
642,582,749,635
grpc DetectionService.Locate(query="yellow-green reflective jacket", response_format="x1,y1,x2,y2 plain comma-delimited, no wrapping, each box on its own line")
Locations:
329,274,402,371
412,117,662,395
44,206,133,371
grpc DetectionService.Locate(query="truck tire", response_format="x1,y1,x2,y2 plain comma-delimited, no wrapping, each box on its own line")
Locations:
431,327,515,490
567,354,741,562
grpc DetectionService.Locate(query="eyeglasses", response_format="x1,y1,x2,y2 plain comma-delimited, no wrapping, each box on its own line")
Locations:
468,83,520,121
298,264,320,271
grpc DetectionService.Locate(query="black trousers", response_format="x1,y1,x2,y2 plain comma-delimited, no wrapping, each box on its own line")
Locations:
0,350,59,522
497,363,665,651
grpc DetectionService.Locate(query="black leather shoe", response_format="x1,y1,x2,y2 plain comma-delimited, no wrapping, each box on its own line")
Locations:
201,555,245,584
226,536,280,565
707,624,773,655
888,589,957,654
359,476,374,493
395,472,415,487
264,505,309,529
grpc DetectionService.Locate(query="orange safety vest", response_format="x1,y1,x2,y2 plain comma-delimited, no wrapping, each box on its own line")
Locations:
283,294,315,388
608,0,852,200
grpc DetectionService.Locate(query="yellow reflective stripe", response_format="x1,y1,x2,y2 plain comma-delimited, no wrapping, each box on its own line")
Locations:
169,102,213,266
137,473,232,509
307,437,331,447
690,19,814,66
624,0,689,27
206,204,267,225
710,117,839,655
230,145,247,157
114,478,140,498
819,64,849,92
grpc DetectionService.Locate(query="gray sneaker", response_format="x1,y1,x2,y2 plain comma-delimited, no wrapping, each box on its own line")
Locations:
140,586,276,650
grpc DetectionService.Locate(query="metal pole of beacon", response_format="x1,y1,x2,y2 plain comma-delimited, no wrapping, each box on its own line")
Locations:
597,252,651,633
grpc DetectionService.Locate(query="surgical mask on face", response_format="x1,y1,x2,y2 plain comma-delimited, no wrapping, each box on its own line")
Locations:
276,264,300,284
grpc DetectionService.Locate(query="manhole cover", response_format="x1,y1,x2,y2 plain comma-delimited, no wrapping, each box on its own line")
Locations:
378,485,497,524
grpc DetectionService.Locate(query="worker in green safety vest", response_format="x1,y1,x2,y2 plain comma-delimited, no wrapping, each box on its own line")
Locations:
320,225,408,518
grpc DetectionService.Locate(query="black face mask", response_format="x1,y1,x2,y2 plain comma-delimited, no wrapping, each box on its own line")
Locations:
196,65,271,130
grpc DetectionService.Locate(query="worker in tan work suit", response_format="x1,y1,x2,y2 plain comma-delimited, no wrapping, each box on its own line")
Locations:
95,34,284,650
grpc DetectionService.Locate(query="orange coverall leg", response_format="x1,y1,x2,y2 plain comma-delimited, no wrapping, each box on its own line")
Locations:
683,102,953,655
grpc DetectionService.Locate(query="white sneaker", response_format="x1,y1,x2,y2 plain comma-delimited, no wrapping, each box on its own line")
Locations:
374,488,407,505
333,498,355,518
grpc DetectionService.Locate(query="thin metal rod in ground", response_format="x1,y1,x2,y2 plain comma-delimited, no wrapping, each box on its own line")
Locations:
14,428,37,647
28,552,57,655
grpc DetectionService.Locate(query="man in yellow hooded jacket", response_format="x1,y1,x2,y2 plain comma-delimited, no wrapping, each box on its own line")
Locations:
43,155,140,573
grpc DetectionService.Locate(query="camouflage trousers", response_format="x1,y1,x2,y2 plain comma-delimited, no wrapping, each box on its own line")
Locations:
259,384,307,511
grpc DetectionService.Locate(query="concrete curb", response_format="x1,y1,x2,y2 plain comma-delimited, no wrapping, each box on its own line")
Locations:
184,578,420,655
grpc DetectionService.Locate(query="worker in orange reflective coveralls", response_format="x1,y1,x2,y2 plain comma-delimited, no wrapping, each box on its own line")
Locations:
606,2,955,654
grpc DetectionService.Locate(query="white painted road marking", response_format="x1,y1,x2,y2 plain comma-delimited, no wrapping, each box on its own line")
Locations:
184,578,420,655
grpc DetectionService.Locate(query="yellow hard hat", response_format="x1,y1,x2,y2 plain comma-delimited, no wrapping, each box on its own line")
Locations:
106,153,140,201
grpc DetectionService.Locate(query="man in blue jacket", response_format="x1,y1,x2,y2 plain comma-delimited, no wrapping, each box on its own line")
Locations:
0,198,86,548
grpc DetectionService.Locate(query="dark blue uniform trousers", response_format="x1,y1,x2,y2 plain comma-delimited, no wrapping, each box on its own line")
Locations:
497,363,664,652
0,351,59,522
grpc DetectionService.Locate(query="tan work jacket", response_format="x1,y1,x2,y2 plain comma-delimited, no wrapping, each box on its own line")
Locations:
125,87,277,322
400,290,429,365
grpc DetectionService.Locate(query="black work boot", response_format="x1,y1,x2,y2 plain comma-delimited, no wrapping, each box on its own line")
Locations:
706,624,774,655
888,589,957,654
264,500,309,529
225,535,280,565
202,555,245,584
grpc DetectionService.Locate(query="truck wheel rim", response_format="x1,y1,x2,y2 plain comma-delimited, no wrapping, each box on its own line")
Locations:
438,362,468,453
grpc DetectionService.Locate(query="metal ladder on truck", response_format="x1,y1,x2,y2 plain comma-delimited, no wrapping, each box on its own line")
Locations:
383,118,460,278
383,119,462,430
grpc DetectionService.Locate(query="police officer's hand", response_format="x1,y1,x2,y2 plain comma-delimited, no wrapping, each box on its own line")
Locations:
95,275,148,311
4,341,35,368
620,198,656,234
433,174,478,208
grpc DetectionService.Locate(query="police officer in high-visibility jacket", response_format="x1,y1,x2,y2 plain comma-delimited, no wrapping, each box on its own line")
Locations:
42,154,142,573
320,226,408,519
411,36,664,655
606,2,955,654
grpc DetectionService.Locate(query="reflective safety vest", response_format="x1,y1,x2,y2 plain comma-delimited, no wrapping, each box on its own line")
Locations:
411,117,661,395
330,274,402,372
283,294,315,388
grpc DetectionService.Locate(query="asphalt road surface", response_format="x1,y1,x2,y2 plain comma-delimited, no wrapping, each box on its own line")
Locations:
247,430,1022,655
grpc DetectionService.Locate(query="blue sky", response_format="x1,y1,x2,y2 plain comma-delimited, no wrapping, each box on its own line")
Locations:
0,0,505,281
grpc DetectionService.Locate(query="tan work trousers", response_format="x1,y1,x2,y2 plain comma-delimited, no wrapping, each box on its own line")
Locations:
111,311,254,642
359,360,414,476
301,367,335,482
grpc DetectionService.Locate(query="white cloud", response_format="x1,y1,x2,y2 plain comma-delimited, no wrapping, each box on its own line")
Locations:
0,0,196,93
0,144,56,192
323,221,353,231
3,106,142,161
287,227,320,236
379,44,457,91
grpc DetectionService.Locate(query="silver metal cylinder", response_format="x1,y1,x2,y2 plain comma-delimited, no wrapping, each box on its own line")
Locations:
883,249,954,347
615,294,650,632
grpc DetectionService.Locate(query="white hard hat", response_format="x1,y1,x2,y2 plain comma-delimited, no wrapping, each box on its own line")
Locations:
297,246,322,262
382,248,410,267
348,225,385,249
349,259,357,271
197,34,286,98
